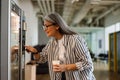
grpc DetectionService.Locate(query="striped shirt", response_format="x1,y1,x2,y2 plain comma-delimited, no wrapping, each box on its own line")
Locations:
38,34,96,80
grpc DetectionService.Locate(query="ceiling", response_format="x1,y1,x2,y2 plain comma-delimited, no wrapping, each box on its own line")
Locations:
31,0,120,28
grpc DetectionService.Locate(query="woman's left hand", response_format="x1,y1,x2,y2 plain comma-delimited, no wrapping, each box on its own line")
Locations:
53,64,67,72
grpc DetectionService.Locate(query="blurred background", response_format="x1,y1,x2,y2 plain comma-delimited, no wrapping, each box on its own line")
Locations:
1,0,120,80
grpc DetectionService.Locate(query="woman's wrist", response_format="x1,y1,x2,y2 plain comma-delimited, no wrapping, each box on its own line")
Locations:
33,49,38,54
33,51,38,54
33,54,40,61
66,64,77,71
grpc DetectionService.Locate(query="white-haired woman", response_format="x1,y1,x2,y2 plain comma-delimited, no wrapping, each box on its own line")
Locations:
25,13,96,80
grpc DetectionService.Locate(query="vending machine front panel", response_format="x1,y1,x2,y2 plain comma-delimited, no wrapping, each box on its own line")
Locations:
10,1,26,80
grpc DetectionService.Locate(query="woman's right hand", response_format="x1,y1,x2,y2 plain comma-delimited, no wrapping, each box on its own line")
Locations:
25,46,38,53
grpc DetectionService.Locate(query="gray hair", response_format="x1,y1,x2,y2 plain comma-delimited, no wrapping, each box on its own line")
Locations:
44,12,77,35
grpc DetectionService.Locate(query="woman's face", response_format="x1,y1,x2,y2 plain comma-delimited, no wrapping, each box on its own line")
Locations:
43,20,59,37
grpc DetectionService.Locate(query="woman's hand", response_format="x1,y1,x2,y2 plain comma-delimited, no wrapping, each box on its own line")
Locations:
53,64,77,72
25,46,38,53
53,64,67,72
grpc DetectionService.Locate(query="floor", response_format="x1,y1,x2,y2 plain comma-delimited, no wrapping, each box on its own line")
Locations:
36,61,120,80
93,61,119,80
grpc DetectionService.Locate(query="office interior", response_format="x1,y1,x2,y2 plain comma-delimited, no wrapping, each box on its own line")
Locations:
0,0,120,80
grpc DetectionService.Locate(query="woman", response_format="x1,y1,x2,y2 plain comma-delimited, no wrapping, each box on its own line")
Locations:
25,12,96,80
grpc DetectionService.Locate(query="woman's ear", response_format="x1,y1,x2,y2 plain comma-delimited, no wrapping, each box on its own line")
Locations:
56,26,59,30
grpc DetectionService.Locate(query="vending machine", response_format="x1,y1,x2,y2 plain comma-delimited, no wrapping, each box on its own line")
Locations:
10,1,27,80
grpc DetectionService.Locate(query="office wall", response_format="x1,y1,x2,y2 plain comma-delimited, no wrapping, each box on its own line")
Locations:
38,18,49,45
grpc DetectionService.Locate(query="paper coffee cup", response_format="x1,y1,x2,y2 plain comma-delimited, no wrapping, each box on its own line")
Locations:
52,60,60,65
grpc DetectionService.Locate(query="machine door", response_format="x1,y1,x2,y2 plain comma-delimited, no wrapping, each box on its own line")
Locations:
10,1,26,80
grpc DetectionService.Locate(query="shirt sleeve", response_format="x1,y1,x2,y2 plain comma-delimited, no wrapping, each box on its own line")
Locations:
37,39,52,63
74,35,93,71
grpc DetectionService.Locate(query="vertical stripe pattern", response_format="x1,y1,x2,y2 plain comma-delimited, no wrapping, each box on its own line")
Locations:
38,34,96,80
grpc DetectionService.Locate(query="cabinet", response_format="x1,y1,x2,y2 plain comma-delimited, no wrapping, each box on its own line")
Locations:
25,64,36,80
